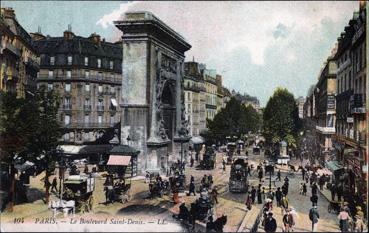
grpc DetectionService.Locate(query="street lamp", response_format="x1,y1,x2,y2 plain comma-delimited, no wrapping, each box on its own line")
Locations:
126,135,131,146
166,153,169,177
58,153,66,206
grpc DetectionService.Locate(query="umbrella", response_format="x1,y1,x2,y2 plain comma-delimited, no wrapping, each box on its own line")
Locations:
190,136,204,144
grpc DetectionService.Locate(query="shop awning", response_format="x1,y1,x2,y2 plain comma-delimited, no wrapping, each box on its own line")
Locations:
343,148,358,155
111,98,118,107
107,155,131,166
58,145,85,155
325,160,344,172
109,145,140,155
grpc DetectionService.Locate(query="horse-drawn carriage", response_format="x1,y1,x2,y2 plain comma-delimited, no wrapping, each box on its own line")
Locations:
200,146,216,170
192,191,214,221
63,175,95,213
104,174,131,204
226,142,237,164
229,158,249,193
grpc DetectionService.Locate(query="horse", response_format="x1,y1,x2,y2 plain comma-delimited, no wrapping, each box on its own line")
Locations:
206,215,227,232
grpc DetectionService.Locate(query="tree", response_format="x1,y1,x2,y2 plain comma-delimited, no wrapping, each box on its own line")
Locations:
23,86,62,204
205,97,262,143
262,88,302,154
0,87,61,211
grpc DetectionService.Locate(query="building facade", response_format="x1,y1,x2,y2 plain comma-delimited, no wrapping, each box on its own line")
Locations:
0,8,39,97
204,69,218,121
215,74,224,113
32,30,122,145
184,61,206,136
314,58,337,165
297,96,305,119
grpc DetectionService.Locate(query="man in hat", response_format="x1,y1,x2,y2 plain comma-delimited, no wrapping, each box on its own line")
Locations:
264,212,277,233
282,208,294,232
309,205,319,232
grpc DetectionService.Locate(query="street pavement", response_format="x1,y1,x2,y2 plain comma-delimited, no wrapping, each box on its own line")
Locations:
1,145,343,232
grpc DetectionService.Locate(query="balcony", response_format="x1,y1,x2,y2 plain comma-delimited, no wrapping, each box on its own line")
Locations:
25,57,40,71
37,74,121,84
350,94,366,114
63,122,114,129
62,104,72,110
2,43,21,57
316,126,335,134
97,106,104,111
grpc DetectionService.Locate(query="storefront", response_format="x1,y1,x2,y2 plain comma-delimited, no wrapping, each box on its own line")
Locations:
109,145,140,177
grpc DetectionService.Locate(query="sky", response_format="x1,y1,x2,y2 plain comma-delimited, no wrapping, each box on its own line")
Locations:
3,1,359,106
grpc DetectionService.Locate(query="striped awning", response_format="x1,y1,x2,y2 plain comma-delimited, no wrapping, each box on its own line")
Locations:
107,155,131,166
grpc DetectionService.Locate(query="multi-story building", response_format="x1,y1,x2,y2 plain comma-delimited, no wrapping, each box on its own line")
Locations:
32,29,122,145
314,58,337,165
0,8,39,97
204,69,218,121
297,96,305,119
184,61,206,136
215,74,223,113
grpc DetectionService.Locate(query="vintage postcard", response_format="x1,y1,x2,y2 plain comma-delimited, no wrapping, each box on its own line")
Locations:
0,1,368,232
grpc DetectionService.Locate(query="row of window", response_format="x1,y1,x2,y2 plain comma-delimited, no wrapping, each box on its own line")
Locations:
64,114,115,125
63,97,117,108
46,70,117,80
47,82,118,93
49,56,114,69
337,74,365,95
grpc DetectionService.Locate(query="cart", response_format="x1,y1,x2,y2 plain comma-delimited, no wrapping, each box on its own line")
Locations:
63,175,95,213
200,146,216,170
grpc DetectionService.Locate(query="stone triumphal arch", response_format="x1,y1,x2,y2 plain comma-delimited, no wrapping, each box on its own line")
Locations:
115,12,192,174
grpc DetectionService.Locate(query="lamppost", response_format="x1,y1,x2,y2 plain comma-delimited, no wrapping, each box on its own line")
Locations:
166,153,169,177
58,154,66,205
126,135,131,146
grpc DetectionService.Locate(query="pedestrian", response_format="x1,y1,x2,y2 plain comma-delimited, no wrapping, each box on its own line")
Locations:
331,184,336,201
210,187,219,204
299,182,304,195
311,182,318,196
261,187,266,202
281,195,289,211
251,186,256,204
277,170,281,181
302,168,306,181
282,183,288,196
302,182,307,196
309,205,320,232
188,181,196,196
245,192,252,210
190,175,195,183
284,176,289,183
310,194,318,206
222,159,226,173
318,176,324,190
258,168,263,182
282,209,294,232
290,207,298,231
208,174,213,189
84,164,89,174
264,212,277,233
353,214,366,232
145,172,150,183
338,208,351,232
190,156,194,167
257,187,262,204
51,177,58,193
275,187,282,207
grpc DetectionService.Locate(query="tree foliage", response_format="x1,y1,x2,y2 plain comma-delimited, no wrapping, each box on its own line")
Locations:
204,97,261,143
262,88,302,149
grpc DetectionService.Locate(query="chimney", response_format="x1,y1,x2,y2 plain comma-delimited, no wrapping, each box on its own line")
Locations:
63,24,74,40
89,33,101,46
1,8,16,19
